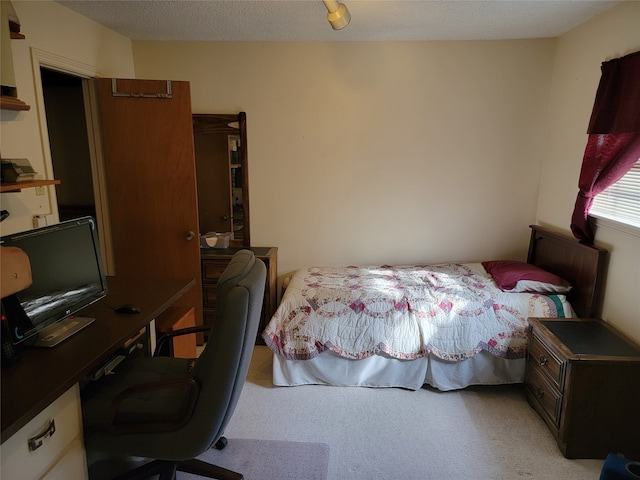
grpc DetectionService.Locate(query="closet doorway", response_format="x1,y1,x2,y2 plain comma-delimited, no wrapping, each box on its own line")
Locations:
40,68,95,222
38,65,113,272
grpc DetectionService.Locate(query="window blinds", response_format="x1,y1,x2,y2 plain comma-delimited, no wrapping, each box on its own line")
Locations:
591,159,640,228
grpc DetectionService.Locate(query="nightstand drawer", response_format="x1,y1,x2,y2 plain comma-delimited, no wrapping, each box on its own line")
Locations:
525,364,563,427
201,247,277,346
529,331,564,389
202,259,229,282
203,308,216,329
203,284,217,307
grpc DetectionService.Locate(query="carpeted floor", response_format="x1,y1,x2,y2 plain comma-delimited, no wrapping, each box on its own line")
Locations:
220,346,605,480
178,439,329,480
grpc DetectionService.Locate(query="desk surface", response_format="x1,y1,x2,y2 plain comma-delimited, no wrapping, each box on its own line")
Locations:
1,276,195,443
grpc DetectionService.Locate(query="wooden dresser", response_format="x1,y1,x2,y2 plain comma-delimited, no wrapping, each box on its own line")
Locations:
525,317,640,459
200,247,278,344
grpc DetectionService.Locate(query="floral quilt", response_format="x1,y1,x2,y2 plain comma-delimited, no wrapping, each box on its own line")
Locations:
262,263,572,362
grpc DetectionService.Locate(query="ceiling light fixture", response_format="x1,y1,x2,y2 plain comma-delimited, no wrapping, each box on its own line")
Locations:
323,0,351,30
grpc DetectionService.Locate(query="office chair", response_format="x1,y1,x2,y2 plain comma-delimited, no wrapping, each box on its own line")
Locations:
82,249,266,480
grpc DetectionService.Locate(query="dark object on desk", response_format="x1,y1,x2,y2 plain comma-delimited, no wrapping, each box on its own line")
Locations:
1,317,20,367
0,246,33,367
1,294,33,344
114,304,140,315
0,210,9,222
82,250,267,480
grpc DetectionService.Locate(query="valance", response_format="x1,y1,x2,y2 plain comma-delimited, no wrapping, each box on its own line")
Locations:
587,50,640,134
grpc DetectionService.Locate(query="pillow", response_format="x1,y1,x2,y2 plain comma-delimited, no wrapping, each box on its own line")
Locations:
481,260,572,294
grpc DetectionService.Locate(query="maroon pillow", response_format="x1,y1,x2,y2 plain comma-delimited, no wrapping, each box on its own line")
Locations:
481,260,571,293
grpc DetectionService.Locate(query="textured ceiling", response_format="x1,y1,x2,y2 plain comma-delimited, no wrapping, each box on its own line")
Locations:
55,0,620,42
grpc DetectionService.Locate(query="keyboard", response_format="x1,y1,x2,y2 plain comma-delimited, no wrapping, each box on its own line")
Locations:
34,316,95,347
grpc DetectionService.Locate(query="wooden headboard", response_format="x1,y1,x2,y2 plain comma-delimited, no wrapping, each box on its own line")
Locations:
527,225,608,319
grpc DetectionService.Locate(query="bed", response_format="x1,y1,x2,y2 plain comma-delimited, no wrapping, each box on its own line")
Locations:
262,226,608,391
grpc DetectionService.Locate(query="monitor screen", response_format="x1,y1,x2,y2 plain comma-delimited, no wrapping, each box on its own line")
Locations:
1,217,108,344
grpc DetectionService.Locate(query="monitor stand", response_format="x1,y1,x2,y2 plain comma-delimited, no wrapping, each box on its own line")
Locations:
34,316,95,348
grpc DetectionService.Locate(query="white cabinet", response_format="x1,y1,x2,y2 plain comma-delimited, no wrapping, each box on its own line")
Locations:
1,384,87,480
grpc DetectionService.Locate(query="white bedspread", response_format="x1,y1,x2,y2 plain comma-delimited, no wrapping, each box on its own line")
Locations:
263,263,573,362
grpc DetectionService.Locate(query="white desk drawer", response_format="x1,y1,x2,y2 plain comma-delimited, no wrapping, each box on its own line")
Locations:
41,437,87,480
1,384,87,480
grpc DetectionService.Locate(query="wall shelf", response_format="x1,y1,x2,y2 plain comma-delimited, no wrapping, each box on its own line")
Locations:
0,96,30,111
1,17,29,110
1,179,60,193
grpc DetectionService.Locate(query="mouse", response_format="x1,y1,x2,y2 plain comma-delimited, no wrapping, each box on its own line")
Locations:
114,304,140,314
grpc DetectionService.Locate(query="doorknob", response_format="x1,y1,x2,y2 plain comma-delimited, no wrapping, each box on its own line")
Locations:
185,231,195,241
221,215,229,221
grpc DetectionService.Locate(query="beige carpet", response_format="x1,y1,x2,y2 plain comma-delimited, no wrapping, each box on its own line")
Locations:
222,346,605,480
179,439,329,480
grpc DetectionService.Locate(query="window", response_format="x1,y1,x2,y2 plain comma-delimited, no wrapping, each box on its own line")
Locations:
590,158,640,229
570,51,640,243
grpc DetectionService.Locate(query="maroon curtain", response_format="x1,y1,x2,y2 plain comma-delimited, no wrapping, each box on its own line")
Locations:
570,51,640,243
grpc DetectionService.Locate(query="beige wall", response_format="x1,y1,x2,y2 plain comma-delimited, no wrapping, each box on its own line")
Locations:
133,40,556,273
0,0,134,235
1,1,637,341
536,0,640,342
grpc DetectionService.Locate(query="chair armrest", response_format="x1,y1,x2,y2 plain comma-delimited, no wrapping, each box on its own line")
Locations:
154,325,211,357
105,376,199,434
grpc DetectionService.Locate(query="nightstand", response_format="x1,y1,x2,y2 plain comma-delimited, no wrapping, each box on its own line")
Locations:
200,246,277,345
525,317,640,459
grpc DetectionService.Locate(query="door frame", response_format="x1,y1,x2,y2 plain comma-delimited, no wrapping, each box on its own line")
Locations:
30,48,114,273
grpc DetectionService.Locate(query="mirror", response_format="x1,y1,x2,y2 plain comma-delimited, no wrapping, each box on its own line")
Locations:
193,112,250,248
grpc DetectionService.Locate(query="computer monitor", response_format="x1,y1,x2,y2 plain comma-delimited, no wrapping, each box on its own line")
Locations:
1,217,108,345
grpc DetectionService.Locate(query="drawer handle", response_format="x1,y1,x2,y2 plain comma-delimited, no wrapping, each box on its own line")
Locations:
538,355,548,366
28,419,55,451
535,387,545,399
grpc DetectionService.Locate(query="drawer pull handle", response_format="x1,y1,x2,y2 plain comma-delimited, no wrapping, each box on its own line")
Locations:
28,419,55,451
535,387,545,399
538,355,548,366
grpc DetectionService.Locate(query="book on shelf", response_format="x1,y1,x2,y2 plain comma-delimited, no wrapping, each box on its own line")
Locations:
1,158,37,182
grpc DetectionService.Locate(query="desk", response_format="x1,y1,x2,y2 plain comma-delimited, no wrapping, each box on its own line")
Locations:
1,275,195,443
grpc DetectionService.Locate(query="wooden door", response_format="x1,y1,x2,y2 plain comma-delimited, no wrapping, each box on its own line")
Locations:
96,78,202,329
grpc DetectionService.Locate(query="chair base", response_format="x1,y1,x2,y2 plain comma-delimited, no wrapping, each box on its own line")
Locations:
113,458,243,480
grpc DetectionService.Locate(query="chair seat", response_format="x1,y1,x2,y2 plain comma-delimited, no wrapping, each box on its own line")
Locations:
82,356,196,456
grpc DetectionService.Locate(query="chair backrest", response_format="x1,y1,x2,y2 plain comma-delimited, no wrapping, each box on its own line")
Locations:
175,249,266,457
